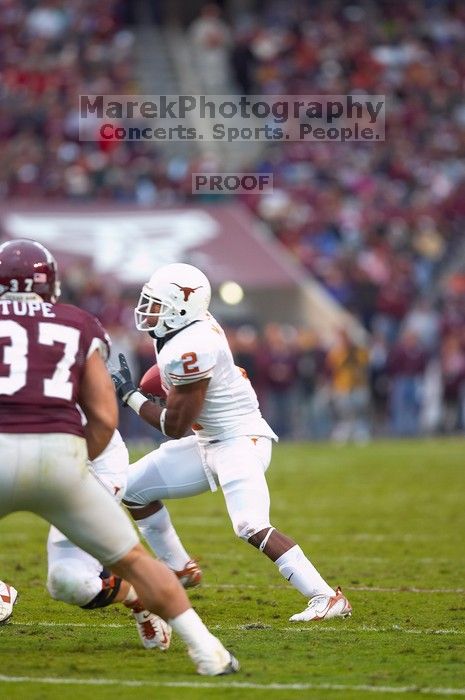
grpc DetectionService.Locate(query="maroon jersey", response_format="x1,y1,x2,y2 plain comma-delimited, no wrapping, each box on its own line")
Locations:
0,300,110,436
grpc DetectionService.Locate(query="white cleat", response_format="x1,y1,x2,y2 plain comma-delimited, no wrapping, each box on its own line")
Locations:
174,559,202,589
0,582,18,624
132,609,172,650
289,586,352,622
189,636,240,676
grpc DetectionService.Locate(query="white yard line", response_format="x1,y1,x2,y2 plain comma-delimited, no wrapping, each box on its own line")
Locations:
9,621,127,628
277,626,464,636
0,675,464,695
348,586,465,594
8,621,464,635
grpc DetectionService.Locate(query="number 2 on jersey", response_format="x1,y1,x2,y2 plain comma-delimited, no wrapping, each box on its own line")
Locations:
181,351,199,374
0,320,80,399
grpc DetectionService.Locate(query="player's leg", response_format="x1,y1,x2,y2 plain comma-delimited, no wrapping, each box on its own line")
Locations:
213,436,351,621
129,499,202,588
46,429,170,648
47,427,128,606
47,525,110,606
110,544,238,674
38,433,237,675
90,429,173,644
124,436,209,586
94,428,198,595
46,525,171,649
53,431,197,650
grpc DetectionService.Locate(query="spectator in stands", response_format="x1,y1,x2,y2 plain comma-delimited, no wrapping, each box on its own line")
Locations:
402,299,440,355
326,329,371,443
230,325,264,401
440,333,465,433
367,330,389,434
260,323,299,440
230,26,256,94
294,328,331,440
387,330,429,436
189,4,232,92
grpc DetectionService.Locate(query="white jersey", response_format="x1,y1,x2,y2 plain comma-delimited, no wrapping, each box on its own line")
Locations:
155,314,277,444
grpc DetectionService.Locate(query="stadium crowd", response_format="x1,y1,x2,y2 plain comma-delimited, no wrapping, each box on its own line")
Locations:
1,0,465,440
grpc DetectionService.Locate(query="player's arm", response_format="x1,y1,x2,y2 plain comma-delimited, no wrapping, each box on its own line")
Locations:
111,353,209,438
139,378,209,438
78,350,118,460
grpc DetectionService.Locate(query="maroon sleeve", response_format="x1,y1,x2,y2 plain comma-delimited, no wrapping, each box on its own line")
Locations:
79,310,111,363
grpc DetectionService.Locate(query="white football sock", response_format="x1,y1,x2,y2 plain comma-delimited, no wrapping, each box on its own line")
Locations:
168,608,217,655
122,585,138,606
137,506,190,571
275,545,335,598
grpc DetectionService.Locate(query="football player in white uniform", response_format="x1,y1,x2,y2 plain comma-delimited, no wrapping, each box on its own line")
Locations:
111,263,352,622
46,429,202,649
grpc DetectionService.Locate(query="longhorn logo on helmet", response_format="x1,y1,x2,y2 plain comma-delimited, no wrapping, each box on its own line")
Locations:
172,283,203,301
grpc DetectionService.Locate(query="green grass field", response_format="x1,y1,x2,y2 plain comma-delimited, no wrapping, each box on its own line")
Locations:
1,439,464,700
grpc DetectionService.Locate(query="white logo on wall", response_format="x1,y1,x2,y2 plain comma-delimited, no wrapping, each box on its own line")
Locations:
5,212,218,283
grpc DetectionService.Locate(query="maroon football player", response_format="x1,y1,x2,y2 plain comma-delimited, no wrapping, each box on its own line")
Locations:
0,238,238,675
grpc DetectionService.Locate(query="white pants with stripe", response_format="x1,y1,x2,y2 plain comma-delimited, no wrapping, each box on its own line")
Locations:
125,435,273,540
0,432,137,569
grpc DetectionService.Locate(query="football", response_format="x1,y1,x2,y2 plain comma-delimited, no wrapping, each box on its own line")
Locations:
139,363,166,397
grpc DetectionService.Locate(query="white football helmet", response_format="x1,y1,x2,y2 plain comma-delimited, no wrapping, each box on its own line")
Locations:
135,263,211,338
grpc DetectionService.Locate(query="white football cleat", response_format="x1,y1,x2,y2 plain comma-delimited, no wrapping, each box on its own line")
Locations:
289,587,352,622
0,582,18,624
174,559,202,589
189,636,240,676
132,609,172,650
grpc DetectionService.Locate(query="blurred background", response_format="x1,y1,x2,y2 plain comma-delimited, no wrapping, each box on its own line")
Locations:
1,0,465,443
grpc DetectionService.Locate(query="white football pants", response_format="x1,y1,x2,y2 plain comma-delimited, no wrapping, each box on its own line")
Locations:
46,431,130,606
0,432,138,573
125,435,273,540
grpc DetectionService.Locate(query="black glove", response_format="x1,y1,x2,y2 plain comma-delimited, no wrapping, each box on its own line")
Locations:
111,353,137,405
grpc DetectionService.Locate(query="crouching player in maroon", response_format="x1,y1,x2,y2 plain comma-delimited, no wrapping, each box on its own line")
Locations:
0,239,238,676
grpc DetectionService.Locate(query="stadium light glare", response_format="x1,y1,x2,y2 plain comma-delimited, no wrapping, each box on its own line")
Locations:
219,281,244,305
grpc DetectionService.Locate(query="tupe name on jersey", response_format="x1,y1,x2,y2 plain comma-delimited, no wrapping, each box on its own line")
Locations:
0,300,56,317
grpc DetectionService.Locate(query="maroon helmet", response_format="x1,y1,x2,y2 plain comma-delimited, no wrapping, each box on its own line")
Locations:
0,238,61,302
